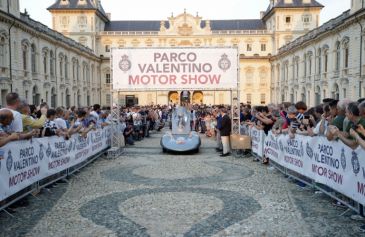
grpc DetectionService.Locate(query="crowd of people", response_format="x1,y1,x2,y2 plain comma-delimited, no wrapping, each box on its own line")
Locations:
0,92,112,147
2,91,364,158
241,98,365,163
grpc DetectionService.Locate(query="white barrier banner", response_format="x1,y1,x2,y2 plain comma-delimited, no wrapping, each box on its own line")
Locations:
112,47,238,91
0,127,111,201
263,132,365,206
250,127,265,157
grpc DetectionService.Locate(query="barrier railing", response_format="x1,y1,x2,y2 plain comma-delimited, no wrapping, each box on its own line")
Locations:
0,127,112,212
246,126,365,216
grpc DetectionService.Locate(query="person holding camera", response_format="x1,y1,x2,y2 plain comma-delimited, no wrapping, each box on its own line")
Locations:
333,102,365,149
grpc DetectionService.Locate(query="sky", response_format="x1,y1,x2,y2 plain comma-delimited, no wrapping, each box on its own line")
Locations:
20,0,351,27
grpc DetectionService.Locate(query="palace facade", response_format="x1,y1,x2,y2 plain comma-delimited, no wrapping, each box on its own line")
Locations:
271,0,365,107
0,0,101,107
1,0,364,107
47,0,323,106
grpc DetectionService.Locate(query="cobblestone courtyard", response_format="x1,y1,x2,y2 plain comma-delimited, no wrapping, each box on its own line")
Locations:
0,130,364,237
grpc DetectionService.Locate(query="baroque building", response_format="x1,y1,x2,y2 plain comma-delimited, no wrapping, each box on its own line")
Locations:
271,0,365,107
0,0,101,108
3,0,361,107
47,0,323,106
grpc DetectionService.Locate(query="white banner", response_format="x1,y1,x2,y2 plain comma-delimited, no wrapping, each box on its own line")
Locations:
250,127,265,157
112,47,238,91
0,127,111,201
263,132,365,206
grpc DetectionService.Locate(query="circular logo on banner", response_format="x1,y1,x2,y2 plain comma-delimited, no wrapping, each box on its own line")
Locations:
340,148,346,170
218,54,231,72
39,144,44,160
306,142,313,159
351,151,360,176
46,143,52,158
119,55,132,72
6,150,13,173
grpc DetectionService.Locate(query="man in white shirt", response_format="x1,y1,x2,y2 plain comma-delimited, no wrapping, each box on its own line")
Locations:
90,104,101,121
1,93,23,132
54,107,68,130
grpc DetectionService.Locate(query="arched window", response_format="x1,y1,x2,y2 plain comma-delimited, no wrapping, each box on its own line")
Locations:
59,54,63,77
42,49,48,74
303,53,307,77
323,48,329,73
66,88,70,108
0,34,7,67
22,43,28,71
76,60,79,81
32,85,40,105
294,56,299,80
64,56,68,79
308,52,312,75
335,41,341,71
317,48,321,75
50,50,54,76
31,44,36,73
51,87,56,108
343,40,349,69
72,58,76,79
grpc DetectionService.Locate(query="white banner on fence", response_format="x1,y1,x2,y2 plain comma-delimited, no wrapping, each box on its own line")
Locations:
0,128,111,201
263,132,365,206
112,47,238,91
250,127,265,157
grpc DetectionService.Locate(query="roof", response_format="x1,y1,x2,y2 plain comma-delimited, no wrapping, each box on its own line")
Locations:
104,19,266,32
277,10,351,55
18,12,96,56
207,20,266,30
263,0,324,20
47,0,109,22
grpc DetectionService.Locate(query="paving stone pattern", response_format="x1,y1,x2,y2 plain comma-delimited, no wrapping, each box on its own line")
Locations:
0,129,364,237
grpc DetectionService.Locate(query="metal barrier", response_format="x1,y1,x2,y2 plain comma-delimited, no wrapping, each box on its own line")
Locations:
0,148,108,214
243,126,365,217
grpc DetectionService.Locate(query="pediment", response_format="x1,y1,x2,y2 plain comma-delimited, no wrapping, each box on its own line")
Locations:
160,11,211,36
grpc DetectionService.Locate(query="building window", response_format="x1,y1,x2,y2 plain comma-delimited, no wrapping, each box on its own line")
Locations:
105,45,110,52
0,36,6,67
335,41,341,71
260,94,266,104
304,54,307,77
247,93,252,104
72,61,76,79
308,54,312,75
22,44,28,71
60,60,63,76
43,52,47,74
106,73,110,84
261,44,266,52
344,42,349,68
64,56,68,79
50,50,54,76
296,59,299,78
31,44,36,73
106,94,111,105
324,50,328,73
317,48,321,75
76,61,79,80
247,44,252,51
302,15,311,23
285,16,291,24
